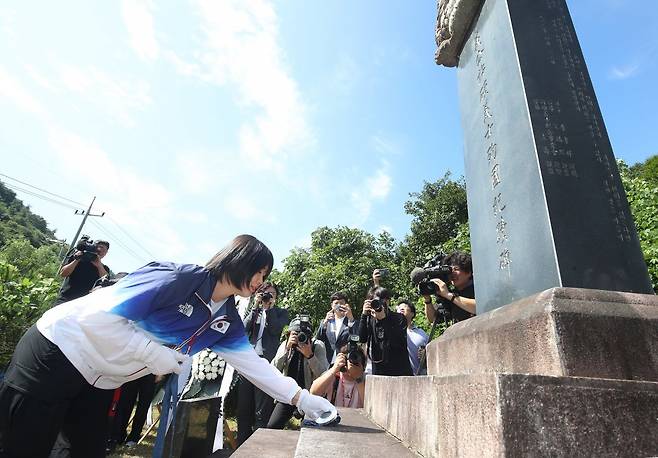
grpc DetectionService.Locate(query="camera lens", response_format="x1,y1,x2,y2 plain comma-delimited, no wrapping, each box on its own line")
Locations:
371,298,383,312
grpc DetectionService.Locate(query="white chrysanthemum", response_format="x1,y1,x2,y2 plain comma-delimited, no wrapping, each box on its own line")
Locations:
209,352,217,359
211,359,219,367
198,372,206,380
203,357,211,365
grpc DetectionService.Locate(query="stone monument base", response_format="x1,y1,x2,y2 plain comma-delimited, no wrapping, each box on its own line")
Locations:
364,288,658,457
366,373,658,457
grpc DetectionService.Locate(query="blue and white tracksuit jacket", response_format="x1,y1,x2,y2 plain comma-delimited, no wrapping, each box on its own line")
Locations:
36,262,298,404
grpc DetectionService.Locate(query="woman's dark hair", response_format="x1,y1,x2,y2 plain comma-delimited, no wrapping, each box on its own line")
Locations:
366,286,392,301
205,235,273,288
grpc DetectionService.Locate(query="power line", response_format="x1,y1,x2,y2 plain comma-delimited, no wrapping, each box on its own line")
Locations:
1,173,155,266
0,172,84,206
3,182,81,211
88,219,148,265
107,216,156,260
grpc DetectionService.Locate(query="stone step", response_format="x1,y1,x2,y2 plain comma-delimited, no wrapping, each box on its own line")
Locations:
294,408,419,458
232,429,300,458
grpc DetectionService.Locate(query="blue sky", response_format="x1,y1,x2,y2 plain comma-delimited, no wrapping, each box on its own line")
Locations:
1,0,656,273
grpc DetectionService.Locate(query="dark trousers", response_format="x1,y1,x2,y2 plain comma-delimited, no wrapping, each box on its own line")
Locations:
0,326,114,458
236,378,274,445
110,374,156,444
266,402,297,430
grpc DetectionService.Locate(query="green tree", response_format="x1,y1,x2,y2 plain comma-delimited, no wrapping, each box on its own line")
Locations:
0,240,61,367
628,154,658,186
619,160,658,291
270,226,406,328
402,172,469,264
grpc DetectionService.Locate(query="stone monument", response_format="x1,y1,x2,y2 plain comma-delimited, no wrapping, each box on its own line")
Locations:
363,1,658,456
438,0,653,313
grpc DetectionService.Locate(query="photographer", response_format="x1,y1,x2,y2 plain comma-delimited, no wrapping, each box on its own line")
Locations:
54,237,110,305
310,339,366,408
315,292,356,365
358,286,412,376
423,252,476,325
396,300,429,375
0,235,334,457
238,282,289,445
267,316,328,429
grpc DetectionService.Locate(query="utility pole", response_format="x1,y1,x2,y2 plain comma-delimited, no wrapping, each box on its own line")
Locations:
57,197,105,293
66,196,106,254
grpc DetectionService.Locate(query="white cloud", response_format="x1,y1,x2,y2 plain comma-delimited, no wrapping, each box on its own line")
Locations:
170,0,313,171
121,0,159,61
0,66,50,120
46,125,187,260
54,63,151,127
350,165,392,224
223,194,259,222
367,169,392,199
610,63,640,80
370,134,400,156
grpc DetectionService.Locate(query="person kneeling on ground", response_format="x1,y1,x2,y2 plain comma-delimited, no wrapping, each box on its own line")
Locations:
310,344,366,408
267,315,329,429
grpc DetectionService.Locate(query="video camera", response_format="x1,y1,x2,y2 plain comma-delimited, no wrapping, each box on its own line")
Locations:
410,253,452,295
75,235,101,262
340,334,363,372
289,314,313,345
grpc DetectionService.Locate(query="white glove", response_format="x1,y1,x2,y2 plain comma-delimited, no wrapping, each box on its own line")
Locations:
143,342,189,375
295,389,336,422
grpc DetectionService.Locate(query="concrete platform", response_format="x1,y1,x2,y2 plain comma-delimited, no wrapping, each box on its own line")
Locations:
232,429,299,458
294,408,419,458
365,373,658,457
427,288,658,381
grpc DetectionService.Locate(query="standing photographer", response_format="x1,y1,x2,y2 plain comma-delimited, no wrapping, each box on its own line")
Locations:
267,315,328,429
237,282,289,445
358,286,412,376
423,252,476,324
315,292,355,365
54,237,110,305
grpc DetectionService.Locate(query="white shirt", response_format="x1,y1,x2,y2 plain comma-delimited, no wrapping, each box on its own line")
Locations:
407,326,429,375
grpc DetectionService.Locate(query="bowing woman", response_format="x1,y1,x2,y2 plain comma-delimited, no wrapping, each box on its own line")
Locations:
0,234,334,458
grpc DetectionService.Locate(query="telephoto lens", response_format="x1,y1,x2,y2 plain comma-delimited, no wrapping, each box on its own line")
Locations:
261,291,273,302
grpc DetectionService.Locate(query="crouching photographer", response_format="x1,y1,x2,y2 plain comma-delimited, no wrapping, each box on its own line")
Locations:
358,286,413,376
267,315,328,429
310,336,366,408
411,251,476,326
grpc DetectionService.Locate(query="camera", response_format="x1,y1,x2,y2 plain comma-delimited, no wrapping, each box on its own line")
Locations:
75,235,100,262
289,314,313,345
370,297,383,313
410,253,452,295
340,335,363,372
260,291,273,303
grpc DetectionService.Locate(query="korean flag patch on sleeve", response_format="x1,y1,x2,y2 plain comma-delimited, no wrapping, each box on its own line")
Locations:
210,317,230,334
